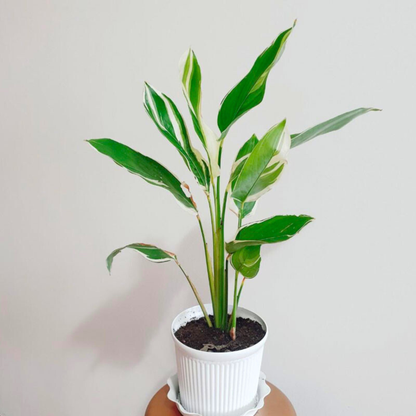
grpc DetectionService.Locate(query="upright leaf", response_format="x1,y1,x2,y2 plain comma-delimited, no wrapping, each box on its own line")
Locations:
226,214,314,253
107,243,176,273
143,83,210,190
87,139,196,213
291,107,381,148
217,24,295,133
231,119,290,209
229,135,259,219
180,49,221,177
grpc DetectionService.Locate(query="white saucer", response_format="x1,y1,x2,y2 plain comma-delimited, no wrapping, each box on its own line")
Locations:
166,372,271,416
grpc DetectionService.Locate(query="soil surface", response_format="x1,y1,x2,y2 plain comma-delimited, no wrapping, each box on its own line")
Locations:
174,315,266,352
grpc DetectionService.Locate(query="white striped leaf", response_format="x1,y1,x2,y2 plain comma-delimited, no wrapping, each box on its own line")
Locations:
291,107,381,148
230,246,261,278
231,119,290,209
229,134,259,219
180,49,221,177
107,243,176,273
217,24,294,133
226,215,314,253
87,139,196,213
143,83,210,190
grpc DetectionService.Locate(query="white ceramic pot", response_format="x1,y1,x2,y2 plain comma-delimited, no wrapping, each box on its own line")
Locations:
171,304,268,416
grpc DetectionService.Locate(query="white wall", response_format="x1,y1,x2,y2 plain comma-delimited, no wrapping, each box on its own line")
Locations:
1,1,415,415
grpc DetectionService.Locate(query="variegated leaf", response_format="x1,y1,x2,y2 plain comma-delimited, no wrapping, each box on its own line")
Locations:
291,107,381,148
87,139,196,213
226,214,314,253
106,243,176,273
230,246,261,278
180,49,221,177
231,119,290,209
143,83,210,190
217,23,295,133
229,134,259,219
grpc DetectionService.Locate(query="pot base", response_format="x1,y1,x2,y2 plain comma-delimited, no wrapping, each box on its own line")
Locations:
167,372,271,416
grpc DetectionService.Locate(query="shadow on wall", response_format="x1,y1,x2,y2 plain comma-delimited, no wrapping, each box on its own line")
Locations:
71,229,208,368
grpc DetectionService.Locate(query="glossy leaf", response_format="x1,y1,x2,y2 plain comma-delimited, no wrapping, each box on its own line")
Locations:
229,135,259,219
87,139,196,213
231,119,290,209
291,107,381,148
217,24,294,133
143,83,210,190
180,49,221,177
107,243,176,273
230,246,261,278
226,214,314,253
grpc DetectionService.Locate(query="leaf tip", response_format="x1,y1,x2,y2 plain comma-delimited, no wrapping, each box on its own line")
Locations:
293,18,298,28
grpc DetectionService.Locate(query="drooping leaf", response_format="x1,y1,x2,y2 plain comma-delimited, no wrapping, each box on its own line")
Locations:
226,214,314,253
291,107,381,148
231,119,290,210
87,139,196,213
230,246,261,278
180,49,221,177
106,243,176,273
217,23,295,133
229,134,259,219
143,83,210,190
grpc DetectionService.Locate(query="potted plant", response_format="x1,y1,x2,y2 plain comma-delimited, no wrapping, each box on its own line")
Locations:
87,21,378,416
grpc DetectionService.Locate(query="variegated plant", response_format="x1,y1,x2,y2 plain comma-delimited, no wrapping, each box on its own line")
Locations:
88,22,379,339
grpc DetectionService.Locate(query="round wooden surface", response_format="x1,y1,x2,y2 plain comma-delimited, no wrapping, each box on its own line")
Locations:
145,382,296,416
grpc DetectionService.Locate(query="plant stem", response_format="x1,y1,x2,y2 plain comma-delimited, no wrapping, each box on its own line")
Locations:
230,269,239,340
176,261,213,328
228,275,246,330
196,213,215,309
229,212,242,339
237,277,246,305
208,190,221,328
216,176,227,329
221,190,229,228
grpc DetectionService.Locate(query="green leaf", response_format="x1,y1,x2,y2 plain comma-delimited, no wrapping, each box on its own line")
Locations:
87,139,196,213
143,83,210,190
230,135,259,188
230,246,261,278
106,243,176,273
226,214,314,253
229,135,259,219
180,49,221,177
231,119,290,209
291,107,381,148
217,24,295,133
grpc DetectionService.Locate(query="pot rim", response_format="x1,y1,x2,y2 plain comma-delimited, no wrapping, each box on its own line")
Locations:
171,303,268,359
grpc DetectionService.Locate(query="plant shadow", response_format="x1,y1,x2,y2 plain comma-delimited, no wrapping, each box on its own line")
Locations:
71,229,209,368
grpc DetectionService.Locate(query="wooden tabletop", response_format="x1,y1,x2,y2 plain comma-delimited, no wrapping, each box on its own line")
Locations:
145,382,296,416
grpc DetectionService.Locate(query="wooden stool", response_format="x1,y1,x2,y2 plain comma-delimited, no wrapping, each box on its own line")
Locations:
145,382,296,415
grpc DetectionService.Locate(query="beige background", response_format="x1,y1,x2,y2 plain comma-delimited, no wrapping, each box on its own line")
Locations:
1,1,415,415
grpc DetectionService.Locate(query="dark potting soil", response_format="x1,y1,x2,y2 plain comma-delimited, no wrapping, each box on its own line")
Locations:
174,315,266,352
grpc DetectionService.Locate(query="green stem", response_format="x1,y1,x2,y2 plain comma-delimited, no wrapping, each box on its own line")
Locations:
217,177,227,329
196,213,215,309
228,275,246,330
230,269,239,340
230,212,242,339
237,277,246,305
176,261,213,328
221,190,229,227
208,189,221,328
